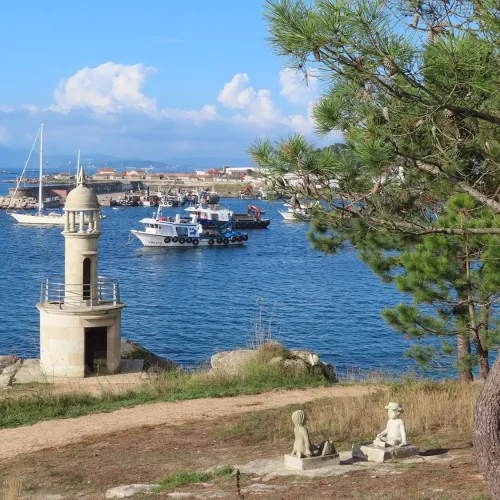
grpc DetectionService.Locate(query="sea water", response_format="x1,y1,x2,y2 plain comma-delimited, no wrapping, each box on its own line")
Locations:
0,174,420,374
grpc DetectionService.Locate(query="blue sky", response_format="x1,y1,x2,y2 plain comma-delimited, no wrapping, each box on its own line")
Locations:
0,0,338,161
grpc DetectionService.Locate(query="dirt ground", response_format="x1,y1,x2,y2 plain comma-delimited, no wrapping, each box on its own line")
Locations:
0,415,489,499
0,385,491,499
0,385,373,459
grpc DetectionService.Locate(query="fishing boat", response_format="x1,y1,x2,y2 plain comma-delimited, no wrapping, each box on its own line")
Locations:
185,202,270,229
130,207,248,248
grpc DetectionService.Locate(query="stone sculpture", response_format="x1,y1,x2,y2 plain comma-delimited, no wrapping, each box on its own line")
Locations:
291,409,334,457
373,402,407,447
285,409,340,469
351,401,419,462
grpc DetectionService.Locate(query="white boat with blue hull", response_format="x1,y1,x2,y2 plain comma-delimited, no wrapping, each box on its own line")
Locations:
130,210,248,248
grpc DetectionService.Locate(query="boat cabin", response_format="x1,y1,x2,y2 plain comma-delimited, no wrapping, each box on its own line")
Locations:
185,205,232,222
139,216,200,238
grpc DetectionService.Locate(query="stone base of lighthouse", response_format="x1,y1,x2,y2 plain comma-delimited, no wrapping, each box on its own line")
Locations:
37,303,124,378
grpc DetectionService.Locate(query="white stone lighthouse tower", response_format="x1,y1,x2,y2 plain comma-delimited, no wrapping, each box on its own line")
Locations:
37,167,124,378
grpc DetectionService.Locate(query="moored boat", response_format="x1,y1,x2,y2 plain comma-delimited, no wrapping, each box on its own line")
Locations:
185,202,270,229
279,201,313,221
130,208,249,248
9,133,105,225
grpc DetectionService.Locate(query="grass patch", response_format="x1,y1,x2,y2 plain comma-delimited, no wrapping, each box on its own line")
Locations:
2,477,21,500
0,346,328,429
216,380,482,449
156,466,233,490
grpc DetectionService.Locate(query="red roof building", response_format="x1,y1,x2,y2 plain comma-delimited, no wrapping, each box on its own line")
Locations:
206,168,221,175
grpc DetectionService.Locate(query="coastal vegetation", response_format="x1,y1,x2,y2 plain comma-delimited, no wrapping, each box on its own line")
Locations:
0,344,328,429
250,0,500,493
252,0,500,381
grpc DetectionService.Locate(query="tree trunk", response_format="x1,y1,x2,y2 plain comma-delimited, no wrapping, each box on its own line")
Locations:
458,259,474,382
479,354,490,380
478,303,490,381
457,334,474,382
473,355,500,498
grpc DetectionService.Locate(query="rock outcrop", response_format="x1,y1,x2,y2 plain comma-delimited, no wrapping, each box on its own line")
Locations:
210,346,337,382
210,349,257,376
0,355,22,389
105,484,154,498
121,339,179,373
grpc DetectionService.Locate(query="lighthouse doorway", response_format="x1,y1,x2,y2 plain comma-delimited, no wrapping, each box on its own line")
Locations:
84,327,108,374
83,258,91,300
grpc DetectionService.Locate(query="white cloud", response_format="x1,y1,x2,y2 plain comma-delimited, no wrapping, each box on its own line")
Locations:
50,62,158,116
218,73,252,109
0,125,9,143
288,101,317,135
280,68,318,105
217,73,281,126
217,72,320,133
0,105,14,113
161,104,217,126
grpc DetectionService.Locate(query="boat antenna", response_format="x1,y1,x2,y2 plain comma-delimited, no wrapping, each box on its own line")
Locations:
38,123,44,216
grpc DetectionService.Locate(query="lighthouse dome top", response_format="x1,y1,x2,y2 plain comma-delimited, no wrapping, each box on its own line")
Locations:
65,185,99,211
64,165,99,211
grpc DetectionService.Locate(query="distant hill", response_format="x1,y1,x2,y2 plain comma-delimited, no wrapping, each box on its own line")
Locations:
0,146,251,174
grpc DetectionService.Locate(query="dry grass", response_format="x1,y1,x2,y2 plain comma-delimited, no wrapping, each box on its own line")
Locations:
1,477,21,500
219,380,483,448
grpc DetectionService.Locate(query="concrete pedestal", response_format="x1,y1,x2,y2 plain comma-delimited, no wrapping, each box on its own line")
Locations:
284,454,341,470
352,442,419,463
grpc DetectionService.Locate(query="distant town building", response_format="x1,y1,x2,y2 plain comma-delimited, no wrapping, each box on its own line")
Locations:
55,172,72,180
222,166,254,182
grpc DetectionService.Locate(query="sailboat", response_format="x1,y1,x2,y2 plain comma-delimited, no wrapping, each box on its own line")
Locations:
9,124,65,225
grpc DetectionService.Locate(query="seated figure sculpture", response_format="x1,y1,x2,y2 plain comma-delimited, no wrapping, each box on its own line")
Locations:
373,402,407,448
291,409,335,457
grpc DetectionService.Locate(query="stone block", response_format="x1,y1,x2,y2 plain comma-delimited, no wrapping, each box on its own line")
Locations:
284,453,340,470
352,442,419,463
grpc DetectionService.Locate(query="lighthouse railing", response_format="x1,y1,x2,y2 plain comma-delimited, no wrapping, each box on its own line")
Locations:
40,276,121,308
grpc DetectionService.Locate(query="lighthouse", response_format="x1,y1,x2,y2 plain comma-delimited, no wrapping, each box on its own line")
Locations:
37,167,124,378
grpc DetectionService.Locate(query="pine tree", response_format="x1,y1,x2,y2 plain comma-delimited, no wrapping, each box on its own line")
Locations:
251,1,500,492
372,194,500,380
250,0,500,379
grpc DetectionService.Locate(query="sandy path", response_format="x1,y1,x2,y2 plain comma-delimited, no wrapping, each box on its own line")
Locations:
0,385,372,459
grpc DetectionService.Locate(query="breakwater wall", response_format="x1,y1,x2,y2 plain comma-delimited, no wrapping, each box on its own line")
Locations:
8,181,134,199
0,195,37,210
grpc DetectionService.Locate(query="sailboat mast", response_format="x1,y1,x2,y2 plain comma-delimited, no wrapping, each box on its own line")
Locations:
38,124,44,216
76,149,81,184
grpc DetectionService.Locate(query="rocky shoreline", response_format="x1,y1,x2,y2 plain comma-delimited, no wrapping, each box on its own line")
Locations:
0,195,37,210
0,340,336,388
